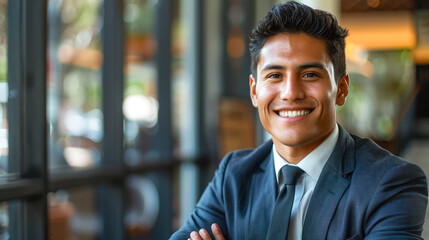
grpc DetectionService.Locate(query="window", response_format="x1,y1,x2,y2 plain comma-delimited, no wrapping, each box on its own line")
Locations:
124,0,159,164
1,0,178,239
47,0,103,170
0,0,261,237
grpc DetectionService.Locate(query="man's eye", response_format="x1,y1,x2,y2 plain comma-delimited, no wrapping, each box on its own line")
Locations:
303,73,318,78
267,74,281,79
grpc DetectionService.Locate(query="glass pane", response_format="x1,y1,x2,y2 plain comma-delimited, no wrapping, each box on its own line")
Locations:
125,171,172,240
47,0,103,170
171,0,198,159
223,0,247,99
123,0,159,165
49,187,99,240
171,0,202,228
0,1,7,176
226,0,245,72
171,0,184,158
0,202,9,239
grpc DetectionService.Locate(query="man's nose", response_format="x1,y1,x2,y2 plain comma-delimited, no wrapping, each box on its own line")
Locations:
280,74,305,100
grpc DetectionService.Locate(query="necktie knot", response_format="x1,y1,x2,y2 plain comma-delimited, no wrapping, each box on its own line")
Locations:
281,165,304,185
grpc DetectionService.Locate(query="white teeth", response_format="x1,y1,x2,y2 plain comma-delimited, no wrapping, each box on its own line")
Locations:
278,110,310,118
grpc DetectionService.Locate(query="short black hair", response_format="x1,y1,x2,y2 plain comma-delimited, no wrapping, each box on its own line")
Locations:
249,1,348,82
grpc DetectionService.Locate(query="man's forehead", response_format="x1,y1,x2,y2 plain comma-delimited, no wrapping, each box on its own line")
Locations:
257,33,332,72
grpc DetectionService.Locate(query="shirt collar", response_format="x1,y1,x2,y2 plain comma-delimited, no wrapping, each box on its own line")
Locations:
273,124,339,184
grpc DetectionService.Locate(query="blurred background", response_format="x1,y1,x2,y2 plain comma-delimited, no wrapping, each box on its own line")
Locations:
0,0,428,239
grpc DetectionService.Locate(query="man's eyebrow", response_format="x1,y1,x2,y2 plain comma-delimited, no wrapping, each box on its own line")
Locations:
298,62,326,71
260,63,327,72
260,64,286,72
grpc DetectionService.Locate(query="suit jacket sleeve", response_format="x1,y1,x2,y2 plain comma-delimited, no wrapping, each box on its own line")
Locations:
169,153,232,240
364,161,428,239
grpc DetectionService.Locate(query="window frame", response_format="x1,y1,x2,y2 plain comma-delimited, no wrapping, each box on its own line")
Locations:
1,0,178,239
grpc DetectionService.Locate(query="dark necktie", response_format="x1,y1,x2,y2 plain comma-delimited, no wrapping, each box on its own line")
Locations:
266,165,305,240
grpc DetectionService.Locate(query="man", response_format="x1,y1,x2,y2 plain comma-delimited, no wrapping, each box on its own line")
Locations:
170,2,428,240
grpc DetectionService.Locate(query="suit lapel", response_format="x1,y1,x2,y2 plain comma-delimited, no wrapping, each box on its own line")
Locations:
243,142,277,239
302,166,350,239
302,125,355,240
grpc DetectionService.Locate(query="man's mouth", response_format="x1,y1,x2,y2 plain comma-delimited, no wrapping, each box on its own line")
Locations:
277,109,311,118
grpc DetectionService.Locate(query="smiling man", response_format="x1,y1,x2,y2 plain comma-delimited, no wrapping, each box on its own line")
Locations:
170,2,428,240
250,32,344,165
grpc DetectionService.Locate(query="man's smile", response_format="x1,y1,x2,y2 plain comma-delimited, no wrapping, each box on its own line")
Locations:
276,109,312,118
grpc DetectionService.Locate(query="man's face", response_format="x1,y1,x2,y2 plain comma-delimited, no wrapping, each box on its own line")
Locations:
250,33,348,157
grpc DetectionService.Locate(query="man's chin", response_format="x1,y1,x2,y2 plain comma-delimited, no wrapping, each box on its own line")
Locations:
272,136,310,148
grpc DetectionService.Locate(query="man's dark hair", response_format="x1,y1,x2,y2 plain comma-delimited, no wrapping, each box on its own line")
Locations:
249,1,348,82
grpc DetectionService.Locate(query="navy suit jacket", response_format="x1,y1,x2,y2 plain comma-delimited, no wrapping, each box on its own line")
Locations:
170,125,428,240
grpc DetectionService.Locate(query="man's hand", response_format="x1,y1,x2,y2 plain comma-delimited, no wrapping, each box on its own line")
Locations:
188,223,225,240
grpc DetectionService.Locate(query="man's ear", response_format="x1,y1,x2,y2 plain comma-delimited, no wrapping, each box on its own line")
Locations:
249,74,258,107
336,74,349,106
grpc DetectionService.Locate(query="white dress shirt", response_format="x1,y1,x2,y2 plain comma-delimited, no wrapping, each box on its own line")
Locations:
273,124,339,240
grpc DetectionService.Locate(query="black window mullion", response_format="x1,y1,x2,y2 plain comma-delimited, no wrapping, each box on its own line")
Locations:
156,0,174,236
195,0,211,196
8,0,48,180
22,0,47,180
100,0,125,239
7,0,48,239
155,0,173,159
22,0,48,239
102,0,124,168
8,201,23,240
49,166,123,191
0,179,43,201
98,183,125,239
7,0,24,177
7,0,28,238
22,198,47,240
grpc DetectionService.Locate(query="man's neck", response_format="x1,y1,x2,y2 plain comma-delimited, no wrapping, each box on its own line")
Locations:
273,128,335,165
